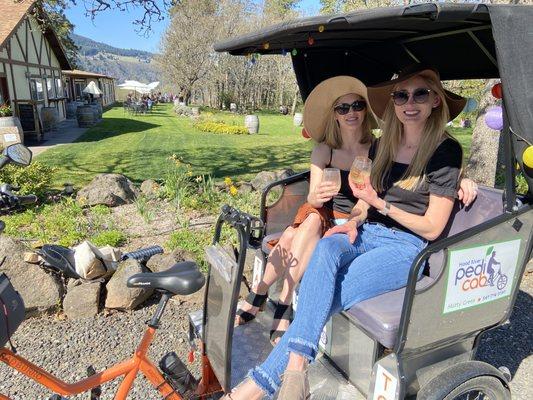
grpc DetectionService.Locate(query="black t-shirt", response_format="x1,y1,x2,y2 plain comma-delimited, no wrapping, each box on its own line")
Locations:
366,137,462,235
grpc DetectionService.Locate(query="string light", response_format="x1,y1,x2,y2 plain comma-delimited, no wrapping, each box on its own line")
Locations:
263,42,270,50
318,25,325,33
292,49,298,56
307,35,315,46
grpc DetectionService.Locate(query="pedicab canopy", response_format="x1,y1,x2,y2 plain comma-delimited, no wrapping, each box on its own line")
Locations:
215,3,533,193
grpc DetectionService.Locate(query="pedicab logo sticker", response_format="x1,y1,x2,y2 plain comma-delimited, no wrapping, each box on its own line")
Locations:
443,239,521,314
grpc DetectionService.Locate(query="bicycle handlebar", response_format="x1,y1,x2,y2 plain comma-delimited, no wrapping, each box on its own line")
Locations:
17,195,38,205
121,245,164,262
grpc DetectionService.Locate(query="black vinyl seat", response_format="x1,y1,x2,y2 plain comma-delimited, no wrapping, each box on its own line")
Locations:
127,261,205,296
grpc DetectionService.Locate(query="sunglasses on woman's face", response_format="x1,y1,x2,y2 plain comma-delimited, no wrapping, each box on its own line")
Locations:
390,88,432,106
334,100,367,115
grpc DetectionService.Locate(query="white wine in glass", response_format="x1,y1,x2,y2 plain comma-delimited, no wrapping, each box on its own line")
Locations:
350,156,372,188
322,168,341,192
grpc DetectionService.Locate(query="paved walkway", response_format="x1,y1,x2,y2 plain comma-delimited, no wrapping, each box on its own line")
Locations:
28,118,88,157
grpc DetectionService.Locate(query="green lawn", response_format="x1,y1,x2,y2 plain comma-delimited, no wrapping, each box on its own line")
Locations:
37,104,313,188
36,104,472,188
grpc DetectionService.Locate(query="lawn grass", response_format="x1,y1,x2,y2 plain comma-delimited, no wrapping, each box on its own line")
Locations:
36,104,313,188
36,104,473,188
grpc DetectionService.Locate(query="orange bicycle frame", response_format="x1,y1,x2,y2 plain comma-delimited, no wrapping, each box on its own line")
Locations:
0,326,221,399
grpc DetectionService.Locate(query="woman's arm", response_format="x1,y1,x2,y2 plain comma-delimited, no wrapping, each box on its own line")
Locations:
323,200,370,243
307,144,339,208
351,175,454,241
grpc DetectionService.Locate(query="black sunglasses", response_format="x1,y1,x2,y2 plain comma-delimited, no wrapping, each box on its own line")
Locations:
334,100,367,115
390,88,432,106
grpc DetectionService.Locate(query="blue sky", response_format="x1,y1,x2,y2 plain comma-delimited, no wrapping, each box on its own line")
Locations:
66,0,321,53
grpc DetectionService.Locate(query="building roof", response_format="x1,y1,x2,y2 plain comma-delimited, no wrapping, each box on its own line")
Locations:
0,0,72,70
0,0,34,49
62,69,115,80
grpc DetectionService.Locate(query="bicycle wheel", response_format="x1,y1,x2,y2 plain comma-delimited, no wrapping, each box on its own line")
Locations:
497,275,508,290
443,376,510,400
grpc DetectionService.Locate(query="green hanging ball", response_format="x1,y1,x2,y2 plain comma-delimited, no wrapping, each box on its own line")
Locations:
292,49,298,56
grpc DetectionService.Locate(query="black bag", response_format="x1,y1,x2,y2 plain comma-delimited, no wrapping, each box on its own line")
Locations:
0,273,25,348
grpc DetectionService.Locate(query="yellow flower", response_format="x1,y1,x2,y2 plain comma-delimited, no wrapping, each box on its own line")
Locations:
224,177,233,186
187,171,193,176
229,185,238,196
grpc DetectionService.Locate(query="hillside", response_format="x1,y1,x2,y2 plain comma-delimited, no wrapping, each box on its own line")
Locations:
72,34,161,85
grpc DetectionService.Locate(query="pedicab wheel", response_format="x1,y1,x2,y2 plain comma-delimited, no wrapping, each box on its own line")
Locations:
441,376,510,400
497,275,508,291
417,361,510,400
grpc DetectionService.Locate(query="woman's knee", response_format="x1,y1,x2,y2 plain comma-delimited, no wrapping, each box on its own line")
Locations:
294,213,322,238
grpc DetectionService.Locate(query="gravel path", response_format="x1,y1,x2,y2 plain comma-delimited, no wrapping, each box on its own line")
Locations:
1,275,531,399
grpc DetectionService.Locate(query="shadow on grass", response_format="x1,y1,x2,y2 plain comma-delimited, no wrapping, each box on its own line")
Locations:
73,118,161,143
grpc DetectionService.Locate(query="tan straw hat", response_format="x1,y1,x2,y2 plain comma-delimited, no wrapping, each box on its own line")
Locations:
303,76,373,141
367,64,466,122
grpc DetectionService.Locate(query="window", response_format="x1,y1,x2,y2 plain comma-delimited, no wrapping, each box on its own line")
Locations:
46,78,55,99
74,80,85,100
30,78,44,101
55,78,64,98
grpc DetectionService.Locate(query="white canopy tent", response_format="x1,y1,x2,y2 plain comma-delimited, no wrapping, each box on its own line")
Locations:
82,81,103,96
117,80,151,94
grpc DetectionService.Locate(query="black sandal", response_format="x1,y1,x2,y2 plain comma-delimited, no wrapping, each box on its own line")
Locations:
270,303,293,345
235,291,268,325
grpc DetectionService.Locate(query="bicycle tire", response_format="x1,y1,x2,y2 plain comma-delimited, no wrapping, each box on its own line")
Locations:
443,375,510,400
497,275,508,290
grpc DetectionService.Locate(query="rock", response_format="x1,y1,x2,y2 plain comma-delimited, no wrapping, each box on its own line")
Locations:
146,249,194,273
237,182,253,194
63,282,101,319
250,169,295,191
0,237,63,316
105,259,152,310
76,173,139,207
140,179,159,196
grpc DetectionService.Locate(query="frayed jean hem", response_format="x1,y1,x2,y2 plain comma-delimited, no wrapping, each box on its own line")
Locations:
287,337,318,362
248,366,278,399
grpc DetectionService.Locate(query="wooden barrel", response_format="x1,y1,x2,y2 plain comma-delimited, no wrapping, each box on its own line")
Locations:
293,112,304,126
244,115,259,134
89,103,101,121
0,116,23,132
41,106,58,132
76,105,95,128
0,116,23,147
66,102,82,119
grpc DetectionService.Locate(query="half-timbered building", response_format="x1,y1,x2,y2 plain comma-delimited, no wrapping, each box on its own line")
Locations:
63,69,116,107
0,0,72,140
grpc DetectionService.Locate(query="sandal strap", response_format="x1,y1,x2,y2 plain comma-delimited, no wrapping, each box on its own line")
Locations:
273,303,293,321
246,291,268,307
236,310,256,323
270,329,285,343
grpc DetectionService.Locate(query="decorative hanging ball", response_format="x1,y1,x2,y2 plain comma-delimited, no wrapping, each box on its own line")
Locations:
484,106,503,130
281,49,287,56
308,36,315,46
463,98,479,113
301,128,310,139
263,42,270,50
523,145,533,169
318,25,325,33
491,83,503,99
292,49,298,56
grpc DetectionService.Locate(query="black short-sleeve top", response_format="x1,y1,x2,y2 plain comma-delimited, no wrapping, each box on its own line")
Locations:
366,137,463,235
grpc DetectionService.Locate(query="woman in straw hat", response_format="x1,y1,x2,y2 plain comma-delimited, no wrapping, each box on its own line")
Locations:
223,64,476,400
235,76,376,344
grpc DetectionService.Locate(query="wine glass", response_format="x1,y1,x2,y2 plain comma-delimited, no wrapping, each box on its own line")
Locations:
322,168,341,193
350,156,372,188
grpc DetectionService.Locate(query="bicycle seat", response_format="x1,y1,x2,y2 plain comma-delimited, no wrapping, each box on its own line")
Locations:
127,261,205,296
39,244,81,279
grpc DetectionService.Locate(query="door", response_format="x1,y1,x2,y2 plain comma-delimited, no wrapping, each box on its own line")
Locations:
0,77,10,104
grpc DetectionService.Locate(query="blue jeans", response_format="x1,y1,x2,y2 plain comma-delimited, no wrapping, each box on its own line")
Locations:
248,222,427,398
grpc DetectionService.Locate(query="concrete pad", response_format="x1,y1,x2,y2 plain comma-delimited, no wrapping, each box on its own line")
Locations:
28,119,88,157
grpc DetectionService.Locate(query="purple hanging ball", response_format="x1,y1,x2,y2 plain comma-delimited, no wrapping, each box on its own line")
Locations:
484,106,503,131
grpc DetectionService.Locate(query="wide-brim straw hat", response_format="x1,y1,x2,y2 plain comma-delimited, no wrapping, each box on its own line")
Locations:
367,64,466,122
303,76,375,141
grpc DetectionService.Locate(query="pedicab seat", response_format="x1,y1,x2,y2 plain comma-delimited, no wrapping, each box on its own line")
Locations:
261,186,505,348
344,186,505,349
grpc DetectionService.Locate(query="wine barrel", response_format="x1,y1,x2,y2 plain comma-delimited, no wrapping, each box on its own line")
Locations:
76,105,95,128
244,115,259,134
0,116,24,147
89,103,101,121
66,101,83,119
41,107,58,132
293,112,303,126
0,116,23,132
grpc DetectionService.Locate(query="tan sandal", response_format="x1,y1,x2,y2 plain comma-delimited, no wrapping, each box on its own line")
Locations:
277,370,310,400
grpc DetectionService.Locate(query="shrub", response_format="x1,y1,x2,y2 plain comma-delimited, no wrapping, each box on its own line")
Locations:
0,103,12,117
0,162,56,198
91,229,127,247
194,121,248,135
174,104,194,117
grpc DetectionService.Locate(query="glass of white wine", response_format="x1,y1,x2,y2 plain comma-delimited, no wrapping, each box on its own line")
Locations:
322,168,341,193
350,157,372,189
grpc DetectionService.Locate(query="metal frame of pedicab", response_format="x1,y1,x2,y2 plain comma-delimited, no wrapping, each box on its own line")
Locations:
195,3,533,399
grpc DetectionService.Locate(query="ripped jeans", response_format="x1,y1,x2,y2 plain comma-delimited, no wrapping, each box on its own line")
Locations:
247,222,426,398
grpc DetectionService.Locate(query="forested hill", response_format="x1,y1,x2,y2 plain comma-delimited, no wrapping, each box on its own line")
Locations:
72,34,160,85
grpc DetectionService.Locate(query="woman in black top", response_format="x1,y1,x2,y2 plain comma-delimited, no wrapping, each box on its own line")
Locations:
222,65,472,400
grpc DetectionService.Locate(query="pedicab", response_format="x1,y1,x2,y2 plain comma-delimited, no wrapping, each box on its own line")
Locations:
1,3,532,400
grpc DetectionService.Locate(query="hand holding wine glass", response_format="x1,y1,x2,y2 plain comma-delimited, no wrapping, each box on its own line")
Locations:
315,168,341,204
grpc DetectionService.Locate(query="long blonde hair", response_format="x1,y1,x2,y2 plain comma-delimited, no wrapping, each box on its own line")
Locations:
371,75,459,191
318,96,374,149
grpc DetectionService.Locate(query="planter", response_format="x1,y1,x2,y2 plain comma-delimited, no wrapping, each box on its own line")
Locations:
293,112,304,126
66,101,84,119
244,115,259,134
41,107,59,132
0,116,24,148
